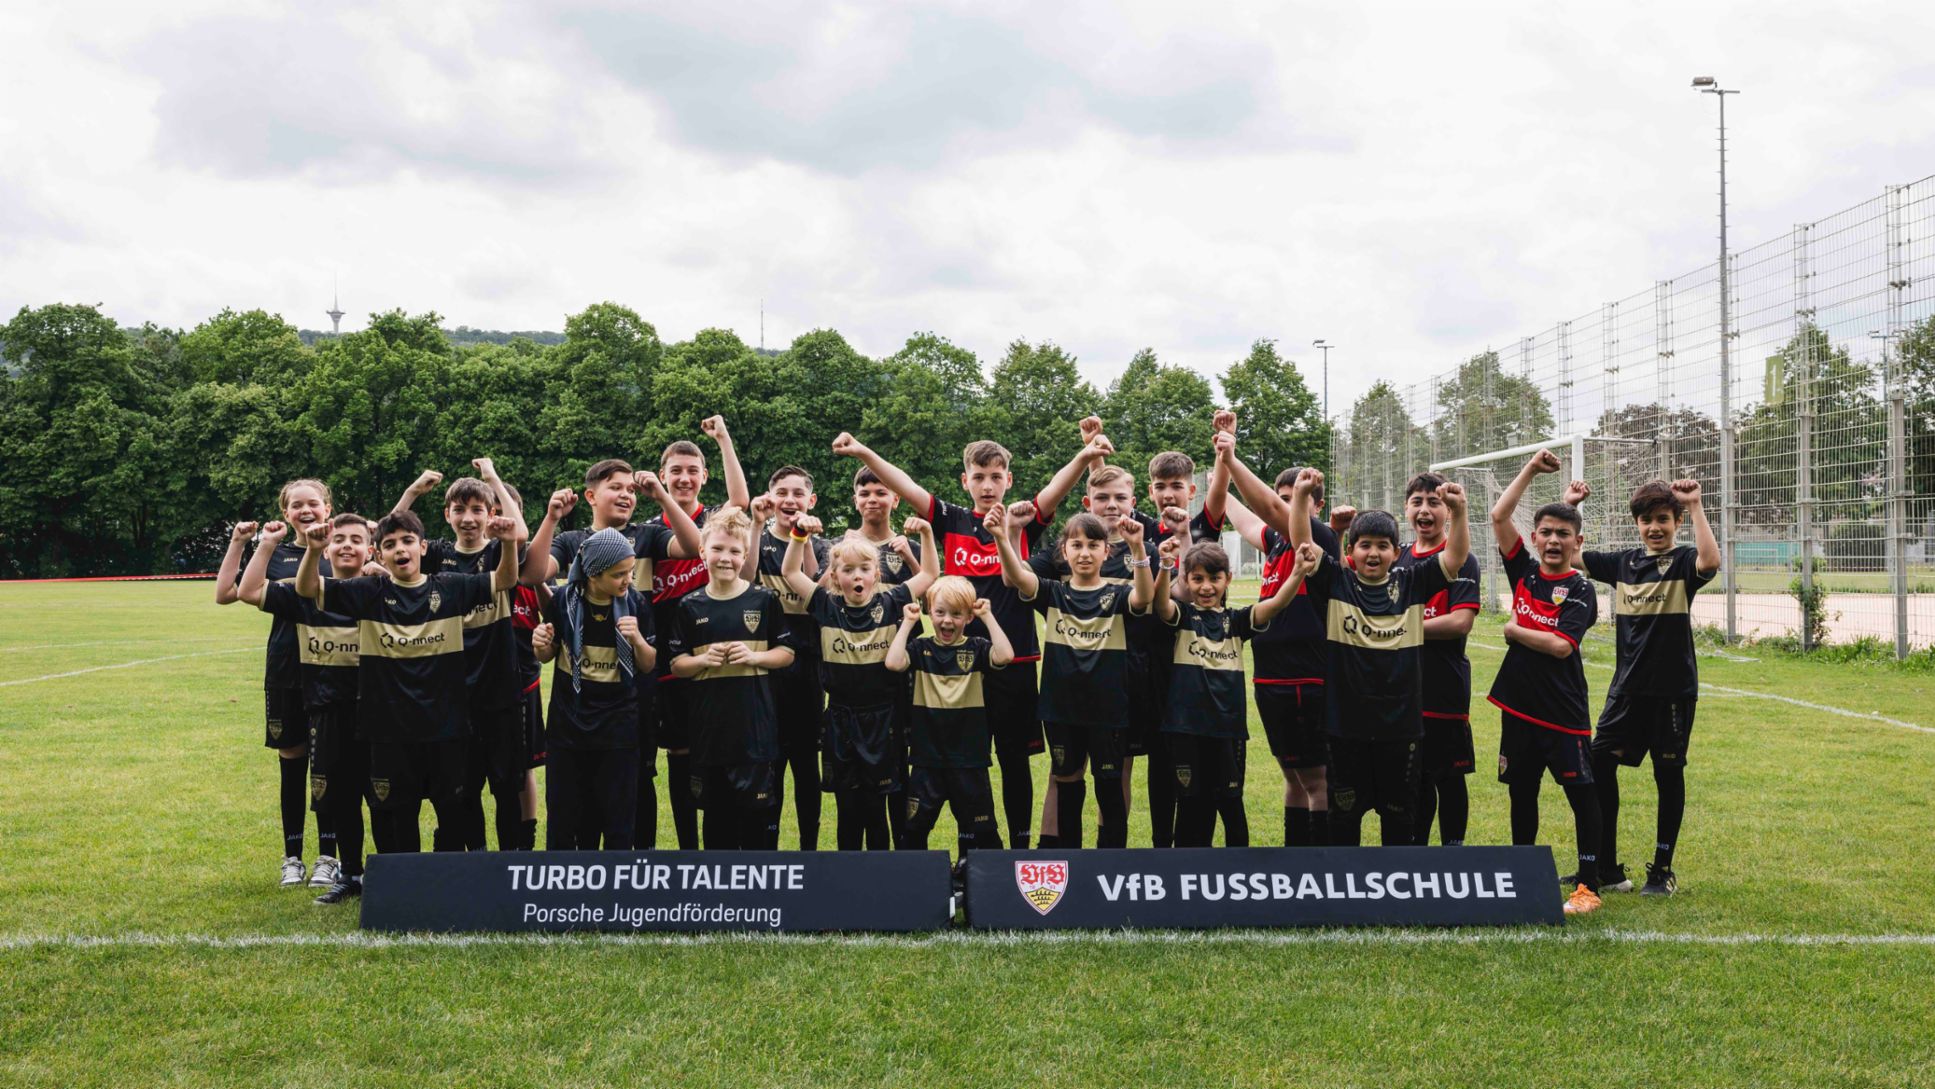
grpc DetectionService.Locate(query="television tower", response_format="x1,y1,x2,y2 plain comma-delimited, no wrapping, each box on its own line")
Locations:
326,279,345,335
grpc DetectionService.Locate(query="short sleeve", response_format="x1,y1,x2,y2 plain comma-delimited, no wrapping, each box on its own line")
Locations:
635,522,674,562
452,572,495,614
1304,552,1339,606
1310,520,1342,561
970,636,996,673
667,600,693,658
1027,551,1061,585
542,593,564,629
807,586,838,625
1679,547,1717,590
258,581,302,620
765,596,795,652
1189,509,1220,543
1407,553,1452,607
550,530,582,574
1555,580,1597,646
883,584,915,614
1581,550,1619,585
321,576,379,618
1447,557,1482,612
627,591,654,640
1499,535,1534,587
1025,573,1057,610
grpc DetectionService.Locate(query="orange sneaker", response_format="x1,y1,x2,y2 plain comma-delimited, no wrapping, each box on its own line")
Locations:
1564,884,1603,916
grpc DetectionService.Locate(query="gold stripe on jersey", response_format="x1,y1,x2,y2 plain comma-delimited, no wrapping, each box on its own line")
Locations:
758,572,812,616
358,616,465,659
694,639,773,681
1325,600,1423,650
561,644,622,684
1173,633,1246,672
1613,578,1690,617
914,669,986,710
297,624,360,668
1044,609,1128,652
462,588,511,630
821,626,898,667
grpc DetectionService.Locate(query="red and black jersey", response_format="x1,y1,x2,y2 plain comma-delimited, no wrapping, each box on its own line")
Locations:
1393,540,1482,720
1582,545,1714,700
927,495,1049,659
1304,550,1450,740
1251,519,1340,686
1487,537,1598,734
644,504,711,679
510,584,543,693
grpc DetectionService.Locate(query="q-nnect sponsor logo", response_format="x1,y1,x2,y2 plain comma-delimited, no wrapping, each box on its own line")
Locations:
306,635,359,655
1341,614,1407,642
829,632,895,657
1183,638,1241,667
379,629,448,650
1052,616,1111,644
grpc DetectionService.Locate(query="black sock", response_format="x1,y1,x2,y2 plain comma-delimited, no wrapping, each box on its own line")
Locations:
667,753,698,849
883,785,907,849
316,786,337,860
1438,774,1469,845
1147,748,1176,848
1564,781,1604,891
790,750,821,851
1216,796,1248,847
1284,806,1310,847
1508,776,1541,846
635,771,658,851
1329,804,1364,847
1173,797,1211,847
1056,779,1087,849
1307,808,1330,847
1415,774,1438,845
334,789,365,877
998,750,1034,849
1095,778,1127,849
835,791,865,851
746,804,782,851
279,754,307,858
1654,762,1686,870
390,807,423,854
491,790,521,852
860,795,889,852
1592,753,1620,865
1035,832,1061,849
519,818,538,852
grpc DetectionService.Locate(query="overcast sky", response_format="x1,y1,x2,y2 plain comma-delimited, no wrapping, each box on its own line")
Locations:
4,1,1932,412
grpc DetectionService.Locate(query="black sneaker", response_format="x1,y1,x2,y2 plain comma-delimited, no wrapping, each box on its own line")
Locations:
314,876,363,905
1599,863,1634,893
1640,863,1677,897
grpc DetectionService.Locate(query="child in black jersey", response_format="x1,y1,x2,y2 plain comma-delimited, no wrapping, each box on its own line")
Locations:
1153,537,1320,847
668,506,795,850
752,466,832,850
781,512,940,850
990,506,1156,849
240,513,371,903
852,465,923,586
1568,474,1719,896
1489,450,1606,916
1394,472,1484,847
214,477,335,887
886,576,1016,854
530,527,656,850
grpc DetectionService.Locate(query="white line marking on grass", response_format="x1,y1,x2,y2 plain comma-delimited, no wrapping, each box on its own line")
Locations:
3,929,1933,952
1469,642,1933,734
0,637,251,653
0,647,256,688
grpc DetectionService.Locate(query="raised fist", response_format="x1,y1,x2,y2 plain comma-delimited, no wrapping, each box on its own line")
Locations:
1212,408,1236,434
981,503,1008,533
1297,468,1324,494
1083,434,1115,461
1563,480,1591,506
1006,501,1036,523
633,471,665,502
1295,541,1323,574
471,457,497,480
615,615,641,642
699,416,729,442
1117,513,1146,545
1329,505,1357,534
410,469,444,494
1671,479,1703,504
750,493,777,525
485,515,518,540
1161,506,1188,536
1528,449,1562,475
261,520,289,543
901,515,930,537
1079,416,1104,444
903,602,924,623
548,488,577,518
1212,431,1236,459
971,598,993,620
232,520,261,543
831,432,862,457
1159,536,1184,563
530,623,554,656
303,523,330,548
1437,482,1467,514
794,515,824,536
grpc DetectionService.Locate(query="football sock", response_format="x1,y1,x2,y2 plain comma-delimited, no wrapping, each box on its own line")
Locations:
1591,752,1621,864
1173,798,1212,848
1653,761,1686,870
1378,807,1413,847
316,796,337,862
1328,805,1365,847
746,804,782,851
998,750,1034,849
1564,781,1603,891
635,775,658,851
1095,778,1127,848
1415,775,1439,845
519,818,538,853
789,749,821,851
702,802,739,850
1284,806,1310,846
1146,748,1177,848
883,785,907,849
279,754,307,858
1035,833,1061,849
1508,776,1541,846
1437,773,1469,846
335,790,365,877
493,791,521,852
667,753,699,849
1216,796,1249,847
1056,779,1087,849
1307,807,1330,847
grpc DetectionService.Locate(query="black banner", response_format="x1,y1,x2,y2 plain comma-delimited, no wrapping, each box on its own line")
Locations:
966,847,1563,929
359,850,955,933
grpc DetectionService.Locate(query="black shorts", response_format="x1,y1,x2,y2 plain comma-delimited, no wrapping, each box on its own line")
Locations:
1497,715,1593,785
1327,736,1420,819
1256,683,1329,769
656,678,690,751
775,668,826,759
984,660,1045,758
689,761,780,812
906,765,998,836
821,702,902,794
367,740,467,812
1421,715,1476,777
545,746,639,850
524,685,548,770
1047,720,1127,780
306,702,363,814
1165,733,1246,799
264,685,307,749
1592,694,1696,768
467,701,528,796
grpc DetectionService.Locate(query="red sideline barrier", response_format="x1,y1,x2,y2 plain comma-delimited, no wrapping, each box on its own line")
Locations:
4,573,218,584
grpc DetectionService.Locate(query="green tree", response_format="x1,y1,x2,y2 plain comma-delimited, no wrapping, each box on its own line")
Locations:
1896,313,1935,513
1342,380,1429,515
178,309,311,386
979,340,1099,503
1218,338,1330,480
859,333,989,525
1734,323,1884,527
1431,350,1555,458
1101,349,1216,484
292,310,456,515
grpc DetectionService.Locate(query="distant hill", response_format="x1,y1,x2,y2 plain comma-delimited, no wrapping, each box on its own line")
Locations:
294,325,568,347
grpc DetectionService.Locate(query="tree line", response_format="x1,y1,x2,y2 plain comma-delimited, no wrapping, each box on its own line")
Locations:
0,302,1330,577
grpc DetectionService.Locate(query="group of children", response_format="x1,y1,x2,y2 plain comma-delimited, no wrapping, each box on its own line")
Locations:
218,413,1718,917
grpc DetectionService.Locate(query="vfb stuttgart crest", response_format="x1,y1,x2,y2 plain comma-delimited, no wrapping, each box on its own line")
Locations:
742,611,762,632
1550,585,1569,605
1655,554,1674,575
870,601,885,624
955,649,975,672
428,586,443,614
1015,860,1069,916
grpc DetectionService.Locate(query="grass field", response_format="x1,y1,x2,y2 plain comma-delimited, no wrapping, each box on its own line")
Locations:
3,580,1933,1086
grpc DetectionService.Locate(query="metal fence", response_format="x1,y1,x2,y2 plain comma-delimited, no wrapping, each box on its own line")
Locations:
1330,178,1935,655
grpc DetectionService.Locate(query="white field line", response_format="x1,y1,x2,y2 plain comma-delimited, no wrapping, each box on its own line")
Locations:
1467,641,1933,735
0,647,256,688
1,637,252,653
2,928,1932,952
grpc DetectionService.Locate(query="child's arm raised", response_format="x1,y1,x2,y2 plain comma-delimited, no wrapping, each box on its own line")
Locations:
236,521,288,607
472,458,528,542
1492,450,1560,556
1152,535,1181,624
1124,514,1156,613
486,516,521,592
1256,542,1320,627
391,469,444,517
832,432,933,520
1287,469,1322,550
984,503,1038,597
1439,480,1471,582
700,416,752,511
1033,430,1114,521
885,602,921,673
1203,409,1238,530
976,598,1015,668
902,516,940,599
213,520,259,605
294,522,329,601
1218,428,1295,542
780,515,824,603
521,488,575,585
1676,479,1721,577
638,470,703,559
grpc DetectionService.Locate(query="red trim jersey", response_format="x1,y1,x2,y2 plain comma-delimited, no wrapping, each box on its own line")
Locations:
927,495,1049,660
1250,519,1340,686
1392,540,1482,720
1486,536,1598,734
644,504,711,680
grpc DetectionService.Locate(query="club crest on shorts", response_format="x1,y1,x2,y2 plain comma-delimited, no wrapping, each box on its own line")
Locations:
1550,585,1569,605
955,649,975,672
371,778,391,803
743,611,761,631
1015,860,1069,916
1175,766,1193,790
1332,786,1357,812
429,587,443,613
310,775,327,802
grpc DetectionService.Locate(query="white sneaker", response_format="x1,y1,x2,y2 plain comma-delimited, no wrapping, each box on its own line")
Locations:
310,856,342,888
280,856,307,887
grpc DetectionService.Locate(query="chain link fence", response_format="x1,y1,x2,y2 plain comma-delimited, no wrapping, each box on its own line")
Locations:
1331,178,1935,656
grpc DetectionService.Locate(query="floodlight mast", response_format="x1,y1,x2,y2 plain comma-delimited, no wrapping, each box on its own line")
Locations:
1692,74,1740,640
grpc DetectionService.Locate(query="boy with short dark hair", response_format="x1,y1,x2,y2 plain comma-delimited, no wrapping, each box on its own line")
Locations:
852,465,923,585
1394,471,1483,846
1488,450,1605,915
530,528,656,849
1570,474,1719,896
240,513,371,903
1288,469,1470,848
296,509,521,854
752,466,833,849
833,431,1057,848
